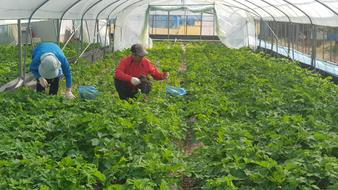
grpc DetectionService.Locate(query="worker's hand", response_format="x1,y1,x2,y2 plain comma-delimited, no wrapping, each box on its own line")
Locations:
39,77,48,88
63,88,76,99
130,77,141,86
163,72,169,79
65,91,76,99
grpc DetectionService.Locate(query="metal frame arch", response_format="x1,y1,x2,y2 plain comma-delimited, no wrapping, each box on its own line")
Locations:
240,0,276,22
57,0,84,44
280,0,313,24
107,0,135,20
223,0,263,19
59,0,84,21
23,0,50,82
280,0,316,66
256,0,293,55
80,0,103,50
218,2,262,19
81,0,104,24
223,0,278,50
258,0,291,22
111,0,148,19
314,0,338,16
95,0,121,21
94,0,121,45
239,0,279,51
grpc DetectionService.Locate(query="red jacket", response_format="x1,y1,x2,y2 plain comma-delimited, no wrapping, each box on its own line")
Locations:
115,56,166,90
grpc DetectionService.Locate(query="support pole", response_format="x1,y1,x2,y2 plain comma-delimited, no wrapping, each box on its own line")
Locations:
296,24,299,52
152,12,155,34
302,24,306,53
113,19,116,51
17,19,22,79
254,20,257,50
258,20,261,49
185,9,188,36
167,11,170,40
104,20,108,55
80,0,102,51
330,29,332,62
264,21,267,51
276,21,279,53
29,25,33,47
270,22,274,51
23,0,49,85
109,20,113,49
292,23,295,59
96,19,100,44
62,24,80,52
322,27,325,59
311,25,317,68
288,22,291,57
80,19,84,51
85,20,91,43
246,20,249,47
213,10,215,36
58,0,83,45
200,12,203,41
56,19,60,45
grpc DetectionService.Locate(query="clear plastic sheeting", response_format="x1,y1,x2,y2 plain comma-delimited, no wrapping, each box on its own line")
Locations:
215,3,253,48
0,0,337,24
254,40,338,77
78,20,109,46
0,20,108,46
114,0,215,50
113,3,149,51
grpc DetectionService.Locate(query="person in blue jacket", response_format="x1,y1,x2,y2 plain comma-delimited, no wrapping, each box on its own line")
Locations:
30,42,75,99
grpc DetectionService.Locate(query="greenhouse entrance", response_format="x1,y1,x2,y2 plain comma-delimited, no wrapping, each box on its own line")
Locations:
148,5,218,41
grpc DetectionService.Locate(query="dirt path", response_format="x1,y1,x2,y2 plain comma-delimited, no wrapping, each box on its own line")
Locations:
178,43,203,190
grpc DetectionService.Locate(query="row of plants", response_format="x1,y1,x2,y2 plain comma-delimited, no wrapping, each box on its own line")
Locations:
181,42,338,189
0,42,192,189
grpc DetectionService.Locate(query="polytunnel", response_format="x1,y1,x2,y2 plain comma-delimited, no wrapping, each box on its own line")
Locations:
0,0,338,189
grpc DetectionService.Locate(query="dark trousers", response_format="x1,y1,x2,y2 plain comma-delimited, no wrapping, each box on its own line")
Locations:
114,79,138,100
36,77,60,95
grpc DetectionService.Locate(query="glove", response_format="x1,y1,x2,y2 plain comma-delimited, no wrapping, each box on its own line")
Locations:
39,77,48,88
65,91,76,99
163,72,169,79
130,77,141,86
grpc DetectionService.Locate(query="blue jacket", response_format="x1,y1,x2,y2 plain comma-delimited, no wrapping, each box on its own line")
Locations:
30,42,72,88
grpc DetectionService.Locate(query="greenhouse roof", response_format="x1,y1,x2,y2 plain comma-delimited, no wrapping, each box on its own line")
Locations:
0,0,337,26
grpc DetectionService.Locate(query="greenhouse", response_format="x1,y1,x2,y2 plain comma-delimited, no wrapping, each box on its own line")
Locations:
0,0,337,189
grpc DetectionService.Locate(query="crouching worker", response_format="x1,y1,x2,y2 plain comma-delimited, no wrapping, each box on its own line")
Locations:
114,43,169,100
30,42,75,99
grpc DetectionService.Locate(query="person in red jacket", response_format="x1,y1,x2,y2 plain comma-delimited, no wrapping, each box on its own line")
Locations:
114,43,169,100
